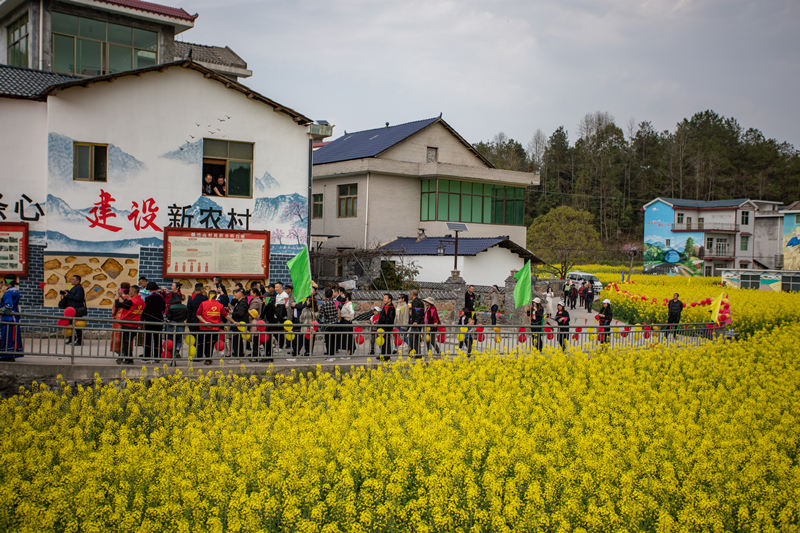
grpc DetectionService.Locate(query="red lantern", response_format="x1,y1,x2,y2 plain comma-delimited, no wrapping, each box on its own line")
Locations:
64,306,76,318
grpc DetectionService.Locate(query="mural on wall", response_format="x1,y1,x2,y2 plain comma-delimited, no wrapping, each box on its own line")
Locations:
784,213,800,270
45,133,307,254
643,201,704,275
43,254,139,309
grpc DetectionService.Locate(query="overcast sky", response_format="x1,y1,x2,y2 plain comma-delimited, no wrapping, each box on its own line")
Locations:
177,0,800,149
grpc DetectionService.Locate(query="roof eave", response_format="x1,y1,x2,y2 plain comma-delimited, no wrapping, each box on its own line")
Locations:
41,60,312,125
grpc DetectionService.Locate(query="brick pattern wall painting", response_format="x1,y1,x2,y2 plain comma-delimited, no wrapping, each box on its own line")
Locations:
42,254,139,308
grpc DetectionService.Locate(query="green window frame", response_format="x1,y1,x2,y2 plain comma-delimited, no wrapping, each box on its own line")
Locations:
338,184,357,218
50,12,157,76
740,236,749,251
312,194,323,218
419,178,525,225
73,142,108,182
202,139,254,198
7,14,28,67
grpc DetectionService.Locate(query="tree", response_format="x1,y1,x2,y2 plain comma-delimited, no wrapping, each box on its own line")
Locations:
474,133,530,171
371,259,419,290
527,206,601,279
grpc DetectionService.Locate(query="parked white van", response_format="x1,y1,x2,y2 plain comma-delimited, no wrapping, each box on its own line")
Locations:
565,271,603,293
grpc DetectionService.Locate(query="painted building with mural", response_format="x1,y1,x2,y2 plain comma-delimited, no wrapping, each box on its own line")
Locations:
783,201,800,271
0,59,313,315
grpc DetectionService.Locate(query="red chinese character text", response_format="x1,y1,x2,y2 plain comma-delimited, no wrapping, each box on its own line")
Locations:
86,189,122,232
128,198,163,232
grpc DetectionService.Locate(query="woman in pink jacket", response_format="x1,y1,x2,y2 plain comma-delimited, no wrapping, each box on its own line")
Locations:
423,297,441,355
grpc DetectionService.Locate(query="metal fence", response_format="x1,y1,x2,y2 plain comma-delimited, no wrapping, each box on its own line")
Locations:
0,312,724,366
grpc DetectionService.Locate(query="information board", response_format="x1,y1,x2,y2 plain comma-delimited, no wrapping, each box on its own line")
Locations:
163,228,270,279
0,222,28,277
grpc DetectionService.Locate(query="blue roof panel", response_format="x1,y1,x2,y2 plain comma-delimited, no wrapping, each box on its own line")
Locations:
380,236,508,256
313,117,439,165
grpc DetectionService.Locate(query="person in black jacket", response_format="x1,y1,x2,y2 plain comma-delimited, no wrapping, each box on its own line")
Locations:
141,282,165,361
377,293,396,359
408,289,425,356
554,303,570,350
165,292,188,357
667,293,683,338
229,287,250,358
464,285,476,319
530,298,544,352
186,283,207,335
59,275,87,345
598,299,613,344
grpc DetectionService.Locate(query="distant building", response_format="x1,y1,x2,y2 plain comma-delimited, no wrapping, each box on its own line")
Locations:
642,197,788,276
310,116,539,258
783,201,800,271
1,0,251,80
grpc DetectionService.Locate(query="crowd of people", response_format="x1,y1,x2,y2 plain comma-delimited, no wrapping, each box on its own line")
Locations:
1,273,690,363
102,276,466,364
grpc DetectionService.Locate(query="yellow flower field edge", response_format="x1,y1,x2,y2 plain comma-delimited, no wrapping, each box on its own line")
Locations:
601,277,800,336
2,327,799,532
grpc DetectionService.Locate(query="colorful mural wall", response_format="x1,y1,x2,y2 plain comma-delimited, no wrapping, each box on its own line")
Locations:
643,200,704,275
43,254,139,308
784,213,800,270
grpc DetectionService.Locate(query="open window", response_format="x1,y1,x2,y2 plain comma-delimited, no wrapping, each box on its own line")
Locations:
202,139,253,198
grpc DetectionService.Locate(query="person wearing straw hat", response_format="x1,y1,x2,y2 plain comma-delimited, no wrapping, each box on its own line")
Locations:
423,297,441,355
0,273,22,359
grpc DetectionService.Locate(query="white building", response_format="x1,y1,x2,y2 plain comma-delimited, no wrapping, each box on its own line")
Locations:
310,117,539,251
379,236,542,287
0,59,312,310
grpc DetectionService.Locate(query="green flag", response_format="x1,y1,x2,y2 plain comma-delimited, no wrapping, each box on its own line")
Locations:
513,260,532,308
287,246,312,302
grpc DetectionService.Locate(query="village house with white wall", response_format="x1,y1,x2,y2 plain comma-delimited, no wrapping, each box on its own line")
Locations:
310,117,540,286
0,0,317,315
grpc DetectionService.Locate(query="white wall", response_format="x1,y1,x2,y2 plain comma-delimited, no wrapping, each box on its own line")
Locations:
397,246,524,286
43,66,310,250
0,98,48,242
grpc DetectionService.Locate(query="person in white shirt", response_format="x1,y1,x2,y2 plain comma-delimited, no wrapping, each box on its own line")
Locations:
338,292,355,355
274,282,289,349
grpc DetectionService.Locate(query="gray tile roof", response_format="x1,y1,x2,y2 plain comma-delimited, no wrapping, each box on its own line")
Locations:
174,41,247,69
0,65,79,98
659,197,751,209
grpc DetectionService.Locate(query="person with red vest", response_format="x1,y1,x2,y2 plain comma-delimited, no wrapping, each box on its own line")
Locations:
116,285,144,365
196,289,227,365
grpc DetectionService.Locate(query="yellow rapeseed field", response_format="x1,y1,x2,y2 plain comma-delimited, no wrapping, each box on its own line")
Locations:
600,276,800,336
2,323,799,532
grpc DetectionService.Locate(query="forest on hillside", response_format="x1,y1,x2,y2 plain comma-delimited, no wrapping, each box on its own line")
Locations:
474,110,800,247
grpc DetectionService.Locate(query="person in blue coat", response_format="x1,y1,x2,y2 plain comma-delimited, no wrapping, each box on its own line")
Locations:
1,274,23,359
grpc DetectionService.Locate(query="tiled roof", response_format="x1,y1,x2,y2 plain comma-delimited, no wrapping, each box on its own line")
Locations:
380,236,543,263
659,197,751,209
174,41,247,69
0,65,79,98
96,0,197,21
313,117,439,165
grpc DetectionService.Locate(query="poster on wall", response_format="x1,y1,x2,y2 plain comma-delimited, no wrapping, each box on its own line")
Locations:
163,228,270,279
0,222,28,277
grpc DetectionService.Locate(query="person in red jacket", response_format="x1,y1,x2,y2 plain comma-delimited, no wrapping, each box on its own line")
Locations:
196,290,227,365
116,285,144,365
423,297,441,355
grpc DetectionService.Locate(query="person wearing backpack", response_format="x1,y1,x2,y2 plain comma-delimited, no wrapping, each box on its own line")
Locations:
165,292,188,357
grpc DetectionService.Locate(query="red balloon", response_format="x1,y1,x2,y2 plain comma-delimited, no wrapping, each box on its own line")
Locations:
643,332,651,339
57,318,69,327
215,339,225,351
437,326,446,333
161,350,172,359
355,334,364,345
63,306,76,318
544,326,552,333
437,334,445,343
254,320,266,332
575,327,583,333
162,339,174,352
518,334,526,343
691,302,697,307
518,326,526,333
354,326,363,333
260,334,269,343
476,325,484,333
477,333,485,342
572,333,579,340
546,333,554,340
